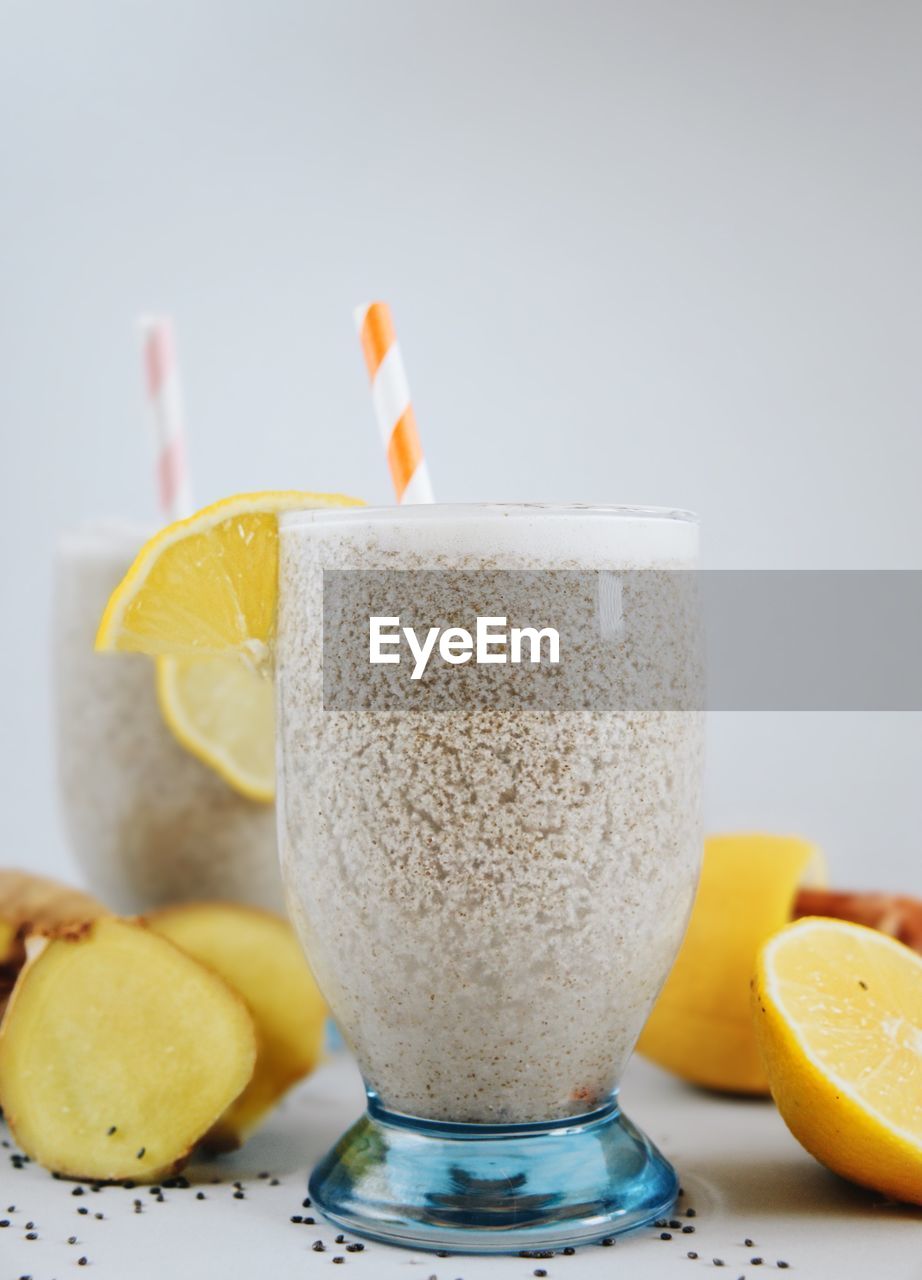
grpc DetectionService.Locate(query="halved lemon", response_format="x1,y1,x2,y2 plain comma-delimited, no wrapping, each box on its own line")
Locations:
753,916,922,1205
638,833,826,1093
96,491,364,798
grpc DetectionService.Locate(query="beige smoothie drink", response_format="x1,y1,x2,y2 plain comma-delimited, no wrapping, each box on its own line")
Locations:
55,524,281,912
277,504,702,1125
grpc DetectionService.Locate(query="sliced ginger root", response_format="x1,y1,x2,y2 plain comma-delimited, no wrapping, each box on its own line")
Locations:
0,870,109,1017
147,902,327,1150
0,917,256,1181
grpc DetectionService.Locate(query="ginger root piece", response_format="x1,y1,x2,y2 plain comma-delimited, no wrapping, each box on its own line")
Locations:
0,917,256,1181
0,871,108,1017
794,887,922,954
147,903,327,1150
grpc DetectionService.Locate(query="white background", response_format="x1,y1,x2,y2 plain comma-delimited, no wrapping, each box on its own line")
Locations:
1,0,920,890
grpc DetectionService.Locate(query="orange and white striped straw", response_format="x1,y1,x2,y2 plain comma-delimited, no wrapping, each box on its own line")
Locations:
139,316,194,522
354,301,434,504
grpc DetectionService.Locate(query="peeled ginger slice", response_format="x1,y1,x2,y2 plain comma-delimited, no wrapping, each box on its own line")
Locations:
0,917,256,1181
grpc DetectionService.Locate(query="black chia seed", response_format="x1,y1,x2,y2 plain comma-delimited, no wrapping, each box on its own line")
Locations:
332,1258,344,1265
683,1225,696,1233
196,1192,205,1200
68,1236,77,1244
270,1179,280,1186
669,1219,682,1228
304,1216,316,1224
686,1208,697,1217
661,1232,673,1240
687,1252,698,1260
744,1239,754,1247
136,1148,145,1160
106,1126,116,1136
95,1213,103,1220
291,1215,303,1223
563,1246,576,1255
72,1188,84,1197
601,1237,614,1246
25,1231,38,1240
345,1243,364,1252
335,1234,345,1243
77,1207,88,1215
777,1263,789,1270
78,1259,88,1266
312,1241,325,1252
751,1260,763,1266
302,1197,312,1207
535,1271,548,1278
714,1260,725,1267
233,1191,245,1200
0,1219,9,1227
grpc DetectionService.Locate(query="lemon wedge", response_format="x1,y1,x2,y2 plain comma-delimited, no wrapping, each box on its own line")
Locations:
156,655,275,802
753,916,922,1205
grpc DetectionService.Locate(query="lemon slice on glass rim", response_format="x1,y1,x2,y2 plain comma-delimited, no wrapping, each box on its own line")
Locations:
96,490,364,799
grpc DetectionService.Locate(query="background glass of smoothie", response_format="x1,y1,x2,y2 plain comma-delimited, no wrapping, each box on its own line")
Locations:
55,523,281,913
276,503,703,1252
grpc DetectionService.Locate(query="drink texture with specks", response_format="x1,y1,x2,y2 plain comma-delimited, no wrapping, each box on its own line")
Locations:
277,505,702,1124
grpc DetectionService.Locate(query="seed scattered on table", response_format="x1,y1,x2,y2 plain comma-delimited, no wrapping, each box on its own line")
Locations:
312,1241,325,1252
683,1225,696,1233
687,1252,698,1260
196,1192,205,1200
332,1258,344,1265
77,1207,88,1215
661,1232,673,1240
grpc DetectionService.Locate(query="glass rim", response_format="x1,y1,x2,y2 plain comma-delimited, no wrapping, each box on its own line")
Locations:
280,502,699,530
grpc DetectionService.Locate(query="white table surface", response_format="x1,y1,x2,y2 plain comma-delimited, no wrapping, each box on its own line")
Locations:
1,1052,918,1280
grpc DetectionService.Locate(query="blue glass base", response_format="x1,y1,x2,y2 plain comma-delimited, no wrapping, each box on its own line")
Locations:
309,1095,677,1254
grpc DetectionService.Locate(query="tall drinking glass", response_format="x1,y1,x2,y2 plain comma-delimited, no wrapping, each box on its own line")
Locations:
55,523,281,912
277,504,702,1252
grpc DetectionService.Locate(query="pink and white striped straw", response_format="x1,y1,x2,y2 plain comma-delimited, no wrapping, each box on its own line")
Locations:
354,302,434,504
139,316,194,522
